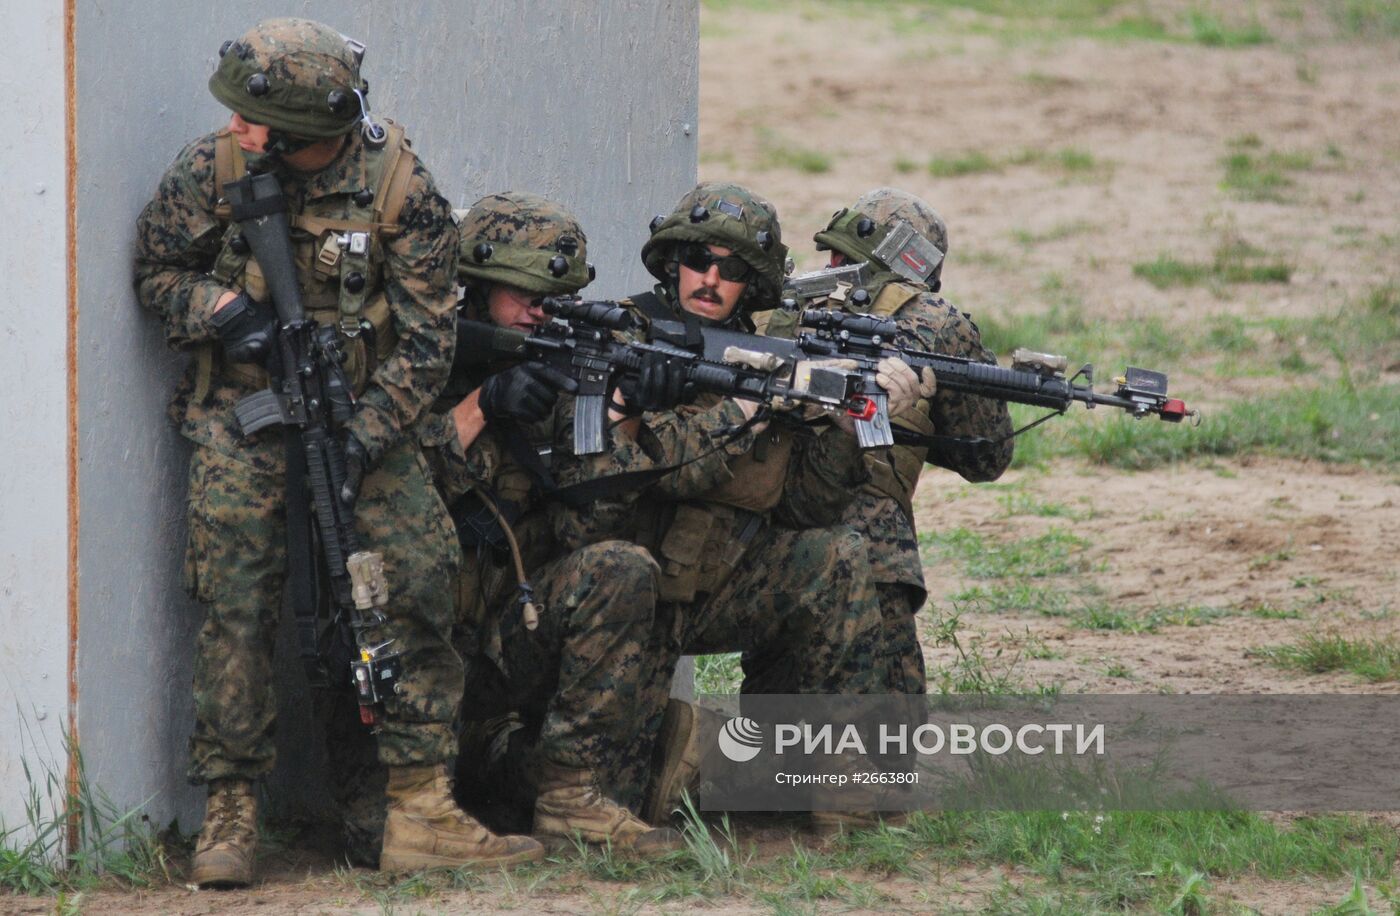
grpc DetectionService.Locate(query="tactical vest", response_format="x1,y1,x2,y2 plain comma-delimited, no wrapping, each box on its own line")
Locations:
759,280,935,521
193,123,417,402
641,410,796,605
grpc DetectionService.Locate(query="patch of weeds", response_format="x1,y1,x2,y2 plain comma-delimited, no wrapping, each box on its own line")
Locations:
1187,10,1269,46
995,490,1091,520
1007,145,1107,178
1250,633,1400,682
1127,315,1189,363
1165,861,1211,914
928,150,999,177
1326,0,1400,38
951,583,1077,616
1247,602,1303,620
1019,70,1076,89
674,794,747,893
976,301,1096,357
1024,381,1400,470
1319,871,1381,915
1022,633,1064,660
1221,145,1318,202
922,527,1093,580
1205,315,1258,354
0,724,171,896
1073,603,1159,633
913,808,1396,889
1133,238,1292,290
695,652,742,695
893,155,919,174
1101,660,1134,679
1011,219,1099,247
755,127,832,174
1249,546,1295,570
927,610,1057,695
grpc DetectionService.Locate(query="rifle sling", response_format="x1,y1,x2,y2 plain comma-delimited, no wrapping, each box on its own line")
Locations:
281,426,324,680
500,408,769,510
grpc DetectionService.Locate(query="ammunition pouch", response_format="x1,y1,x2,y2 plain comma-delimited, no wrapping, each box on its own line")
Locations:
697,427,793,514
863,406,934,521
194,124,414,405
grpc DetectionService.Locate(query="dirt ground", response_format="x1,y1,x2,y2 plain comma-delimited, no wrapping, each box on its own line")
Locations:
12,2,1400,914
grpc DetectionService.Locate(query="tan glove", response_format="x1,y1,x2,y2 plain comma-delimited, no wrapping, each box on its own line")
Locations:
875,357,935,418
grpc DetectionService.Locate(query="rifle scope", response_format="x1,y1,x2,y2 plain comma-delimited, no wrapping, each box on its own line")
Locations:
542,297,636,332
800,309,898,342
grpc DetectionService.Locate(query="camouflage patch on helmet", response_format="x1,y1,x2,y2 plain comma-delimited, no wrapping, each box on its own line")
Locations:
209,18,366,139
456,191,591,295
814,187,949,289
641,181,789,308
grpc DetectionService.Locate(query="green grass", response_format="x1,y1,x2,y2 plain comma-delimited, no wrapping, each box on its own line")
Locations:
755,128,832,174
1187,10,1269,46
1133,238,1294,290
1072,603,1233,633
0,725,169,896
1027,381,1400,470
696,652,743,695
1251,633,1400,682
1010,219,1099,247
1327,0,1400,37
922,527,1093,580
1220,146,1319,202
928,150,1000,177
951,583,1079,616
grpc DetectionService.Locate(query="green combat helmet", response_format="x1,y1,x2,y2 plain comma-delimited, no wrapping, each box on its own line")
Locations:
208,18,383,148
641,181,790,316
456,192,593,296
814,187,949,292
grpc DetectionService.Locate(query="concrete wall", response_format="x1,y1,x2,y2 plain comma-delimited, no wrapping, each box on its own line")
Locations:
59,0,697,832
0,3,72,836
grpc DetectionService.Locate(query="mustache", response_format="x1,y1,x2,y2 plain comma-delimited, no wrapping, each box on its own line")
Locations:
689,286,722,303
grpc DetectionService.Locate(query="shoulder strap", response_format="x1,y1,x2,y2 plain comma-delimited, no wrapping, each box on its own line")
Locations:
372,121,415,236
212,130,246,220
869,281,921,317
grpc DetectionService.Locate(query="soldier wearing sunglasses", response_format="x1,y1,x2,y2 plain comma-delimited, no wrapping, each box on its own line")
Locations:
541,183,931,830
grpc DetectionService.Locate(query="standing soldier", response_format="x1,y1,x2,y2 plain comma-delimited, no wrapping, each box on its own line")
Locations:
134,18,541,886
804,187,1014,693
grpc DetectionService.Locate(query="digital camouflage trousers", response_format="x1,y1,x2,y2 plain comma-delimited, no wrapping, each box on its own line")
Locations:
183,437,460,786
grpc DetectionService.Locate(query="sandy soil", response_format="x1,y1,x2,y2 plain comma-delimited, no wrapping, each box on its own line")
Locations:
11,3,1399,914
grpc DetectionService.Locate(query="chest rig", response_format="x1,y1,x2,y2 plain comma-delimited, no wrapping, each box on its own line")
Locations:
760,278,935,521
193,123,417,402
639,400,798,605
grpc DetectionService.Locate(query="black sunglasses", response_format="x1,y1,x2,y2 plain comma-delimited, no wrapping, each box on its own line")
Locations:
677,243,754,283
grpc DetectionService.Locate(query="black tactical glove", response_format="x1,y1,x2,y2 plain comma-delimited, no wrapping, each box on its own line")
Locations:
619,350,693,413
339,432,370,515
478,363,579,426
210,292,276,364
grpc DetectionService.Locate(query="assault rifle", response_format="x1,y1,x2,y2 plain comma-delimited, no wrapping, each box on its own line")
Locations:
454,296,877,455
222,172,402,728
456,296,1195,457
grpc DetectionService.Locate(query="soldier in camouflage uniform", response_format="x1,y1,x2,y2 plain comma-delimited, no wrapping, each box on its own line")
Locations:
134,19,540,885
800,187,1014,693
420,192,680,856
556,183,930,824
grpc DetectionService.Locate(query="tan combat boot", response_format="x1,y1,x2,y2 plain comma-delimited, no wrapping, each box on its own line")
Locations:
380,764,544,871
534,761,682,858
643,698,706,824
191,778,258,889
